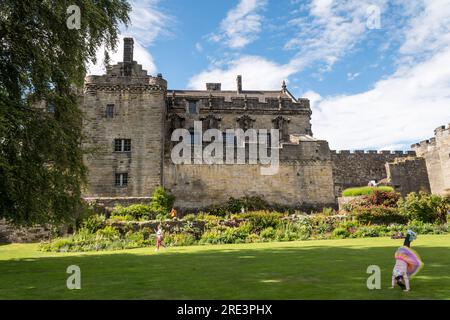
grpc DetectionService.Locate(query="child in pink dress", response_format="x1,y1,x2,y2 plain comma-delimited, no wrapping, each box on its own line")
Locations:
390,230,417,291
155,225,166,251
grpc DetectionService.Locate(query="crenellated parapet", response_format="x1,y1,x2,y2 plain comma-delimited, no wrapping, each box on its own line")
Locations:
167,93,311,116
434,123,450,136
330,150,415,155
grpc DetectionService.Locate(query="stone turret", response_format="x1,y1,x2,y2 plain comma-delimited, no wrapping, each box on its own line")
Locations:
412,124,450,196
81,37,167,199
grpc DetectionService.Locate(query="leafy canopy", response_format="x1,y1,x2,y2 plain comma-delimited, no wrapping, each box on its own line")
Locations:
0,0,131,225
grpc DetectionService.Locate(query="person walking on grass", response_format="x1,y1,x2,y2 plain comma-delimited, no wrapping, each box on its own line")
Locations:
155,224,166,251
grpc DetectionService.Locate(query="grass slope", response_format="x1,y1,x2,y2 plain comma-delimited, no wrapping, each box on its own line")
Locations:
0,235,449,299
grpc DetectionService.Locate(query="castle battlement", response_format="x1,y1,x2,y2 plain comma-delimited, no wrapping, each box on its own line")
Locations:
434,124,450,135
330,150,414,155
412,123,449,150
168,94,310,114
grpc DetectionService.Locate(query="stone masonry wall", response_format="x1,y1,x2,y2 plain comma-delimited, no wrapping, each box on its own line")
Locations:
331,150,415,197
164,140,336,211
81,84,166,198
385,157,431,196
0,219,52,243
412,124,450,196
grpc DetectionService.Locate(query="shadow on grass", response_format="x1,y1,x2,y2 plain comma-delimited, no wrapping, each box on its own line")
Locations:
0,243,448,300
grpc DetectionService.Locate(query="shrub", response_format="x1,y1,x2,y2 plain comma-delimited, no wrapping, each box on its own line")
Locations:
150,187,175,219
41,238,73,252
407,220,449,234
321,207,336,216
82,214,106,233
246,233,261,243
352,226,387,238
260,227,276,241
109,215,135,222
342,186,394,197
398,192,449,223
165,233,196,246
235,211,282,232
351,206,408,225
112,204,153,220
182,214,196,221
367,189,400,207
332,227,350,239
95,226,120,241
199,225,250,244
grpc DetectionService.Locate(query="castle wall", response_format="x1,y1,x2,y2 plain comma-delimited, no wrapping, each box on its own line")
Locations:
385,157,430,196
412,124,450,196
81,84,166,198
164,141,336,211
331,150,415,197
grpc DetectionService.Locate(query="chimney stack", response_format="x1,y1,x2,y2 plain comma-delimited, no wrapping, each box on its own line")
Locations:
237,75,242,94
123,37,134,64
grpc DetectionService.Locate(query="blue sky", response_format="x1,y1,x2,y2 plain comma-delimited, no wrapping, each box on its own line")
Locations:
89,0,450,151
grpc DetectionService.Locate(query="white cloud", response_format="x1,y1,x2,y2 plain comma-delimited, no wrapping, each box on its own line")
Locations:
191,0,387,91
188,55,296,90
210,0,267,49
195,42,203,53
312,46,450,150
286,0,388,73
347,72,360,80
399,0,450,58
87,0,171,76
310,0,450,150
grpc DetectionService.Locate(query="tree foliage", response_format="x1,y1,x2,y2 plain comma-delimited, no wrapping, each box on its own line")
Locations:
0,0,131,225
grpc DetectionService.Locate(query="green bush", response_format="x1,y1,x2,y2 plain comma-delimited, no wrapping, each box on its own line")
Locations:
182,214,196,221
234,211,282,232
82,214,106,233
112,204,153,221
203,196,270,216
332,227,350,239
342,186,394,197
260,227,276,241
352,225,388,238
398,192,449,223
245,233,261,243
407,220,449,234
165,233,196,246
150,186,175,219
199,225,250,244
95,226,121,241
351,206,408,225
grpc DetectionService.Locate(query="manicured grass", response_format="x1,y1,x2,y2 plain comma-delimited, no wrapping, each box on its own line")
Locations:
342,186,394,197
0,235,449,299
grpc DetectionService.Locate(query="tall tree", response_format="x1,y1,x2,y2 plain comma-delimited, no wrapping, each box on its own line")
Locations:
0,0,131,225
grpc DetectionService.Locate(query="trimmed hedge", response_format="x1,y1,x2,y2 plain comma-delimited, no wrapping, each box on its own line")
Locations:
342,186,394,197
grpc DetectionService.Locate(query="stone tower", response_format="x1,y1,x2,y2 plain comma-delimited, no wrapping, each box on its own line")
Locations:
81,38,167,198
412,124,450,196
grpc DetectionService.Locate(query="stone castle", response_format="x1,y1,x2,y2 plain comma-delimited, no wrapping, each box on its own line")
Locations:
80,38,450,211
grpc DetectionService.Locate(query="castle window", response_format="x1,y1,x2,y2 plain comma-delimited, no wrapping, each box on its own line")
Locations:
47,102,56,113
114,139,131,152
106,104,114,118
115,173,128,187
188,101,198,114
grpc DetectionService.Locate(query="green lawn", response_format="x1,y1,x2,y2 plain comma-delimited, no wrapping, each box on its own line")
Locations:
0,235,449,299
